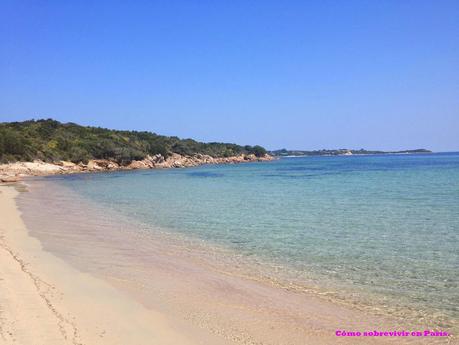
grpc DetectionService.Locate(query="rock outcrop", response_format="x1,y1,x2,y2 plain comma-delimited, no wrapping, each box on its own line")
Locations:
0,175,20,183
0,154,273,181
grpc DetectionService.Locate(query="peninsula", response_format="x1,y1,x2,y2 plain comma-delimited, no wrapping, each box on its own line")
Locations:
270,148,432,157
0,119,272,181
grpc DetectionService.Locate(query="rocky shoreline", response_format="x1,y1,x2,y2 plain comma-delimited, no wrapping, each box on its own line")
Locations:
0,153,273,182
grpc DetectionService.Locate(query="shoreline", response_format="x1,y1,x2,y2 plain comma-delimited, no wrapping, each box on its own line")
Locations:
0,153,274,182
0,184,227,345
2,179,449,344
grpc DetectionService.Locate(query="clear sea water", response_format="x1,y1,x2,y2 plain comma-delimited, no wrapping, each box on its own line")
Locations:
44,153,459,330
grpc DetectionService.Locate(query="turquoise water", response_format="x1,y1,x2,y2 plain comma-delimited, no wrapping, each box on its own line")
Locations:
48,153,459,329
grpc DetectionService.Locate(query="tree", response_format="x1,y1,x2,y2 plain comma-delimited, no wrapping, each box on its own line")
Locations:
251,145,267,157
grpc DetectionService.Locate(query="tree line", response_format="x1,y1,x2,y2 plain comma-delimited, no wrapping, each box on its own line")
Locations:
0,119,267,163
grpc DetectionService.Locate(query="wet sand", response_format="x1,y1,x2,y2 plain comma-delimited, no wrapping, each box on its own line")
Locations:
0,185,221,345
0,181,452,344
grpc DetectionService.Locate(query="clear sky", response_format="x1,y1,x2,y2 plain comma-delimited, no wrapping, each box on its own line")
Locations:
1,1,458,151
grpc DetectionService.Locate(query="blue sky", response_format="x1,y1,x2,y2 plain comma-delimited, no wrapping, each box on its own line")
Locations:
1,1,458,151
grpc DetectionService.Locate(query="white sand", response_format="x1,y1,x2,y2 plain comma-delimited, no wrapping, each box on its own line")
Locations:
0,185,203,345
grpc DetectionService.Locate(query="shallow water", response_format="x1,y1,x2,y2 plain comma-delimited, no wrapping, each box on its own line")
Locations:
20,153,459,333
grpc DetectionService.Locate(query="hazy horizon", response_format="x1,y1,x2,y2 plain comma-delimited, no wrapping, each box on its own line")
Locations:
1,1,458,151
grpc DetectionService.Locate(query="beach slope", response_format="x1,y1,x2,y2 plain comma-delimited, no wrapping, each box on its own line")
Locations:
0,185,201,345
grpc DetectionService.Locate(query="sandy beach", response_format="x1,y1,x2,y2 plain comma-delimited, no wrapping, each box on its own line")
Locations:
0,184,220,345
0,181,452,345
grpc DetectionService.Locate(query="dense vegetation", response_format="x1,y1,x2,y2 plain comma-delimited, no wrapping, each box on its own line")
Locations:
270,148,432,156
0,119,267,163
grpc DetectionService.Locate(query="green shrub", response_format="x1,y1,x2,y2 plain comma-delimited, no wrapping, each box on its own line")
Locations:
0,119,269,163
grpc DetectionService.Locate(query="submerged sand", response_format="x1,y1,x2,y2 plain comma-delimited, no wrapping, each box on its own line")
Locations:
0,182,453,344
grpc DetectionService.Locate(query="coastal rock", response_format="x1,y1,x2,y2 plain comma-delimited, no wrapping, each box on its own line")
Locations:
57,161,85,173
126,155,167,169
86,160,104,171
0,161,64,176
149,154,165,164
0,154,274,177
128,160,149,169
141,155,159,168
57,161,77,168
0,175,20,183
27,161,65,175
85,160,119,171
94,160,119,170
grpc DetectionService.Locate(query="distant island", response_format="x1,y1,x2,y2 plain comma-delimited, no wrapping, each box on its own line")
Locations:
269,148,432,157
